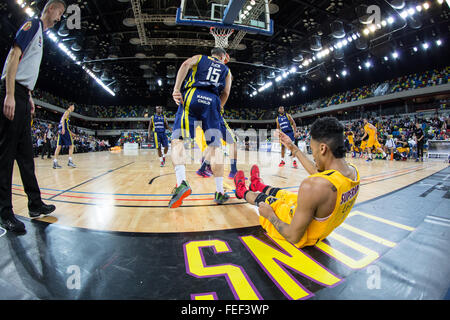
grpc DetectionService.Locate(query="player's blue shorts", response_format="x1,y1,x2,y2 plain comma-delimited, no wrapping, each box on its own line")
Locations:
220,117,236,144
283,130,295,143
153,131,168,149
173,88,222,147
57,131,73,146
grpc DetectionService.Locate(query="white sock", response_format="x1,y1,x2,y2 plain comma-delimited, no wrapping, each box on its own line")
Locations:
174,165,186,186
160,157,163,162
69,157,72,162
54,158,57,162
281,157,285,162
215,177,224,194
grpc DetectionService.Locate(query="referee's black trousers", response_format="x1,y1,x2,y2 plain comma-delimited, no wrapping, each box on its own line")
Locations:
0,81,43,219
41,140,52,158
417,141,424,159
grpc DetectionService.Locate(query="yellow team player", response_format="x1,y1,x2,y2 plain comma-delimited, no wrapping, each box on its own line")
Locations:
361,119,386,161
234,117,360,248
396,134,410,159
346,130,357,158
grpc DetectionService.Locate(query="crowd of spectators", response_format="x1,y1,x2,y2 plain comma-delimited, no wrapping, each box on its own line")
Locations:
31,118,110,158
32,66,448,123
345,113,449,160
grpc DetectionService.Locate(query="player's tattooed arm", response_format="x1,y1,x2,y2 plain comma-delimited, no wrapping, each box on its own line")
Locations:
258,202,290,237
269,214,290,235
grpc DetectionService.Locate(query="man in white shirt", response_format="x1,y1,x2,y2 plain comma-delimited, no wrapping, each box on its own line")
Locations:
0,0,66,233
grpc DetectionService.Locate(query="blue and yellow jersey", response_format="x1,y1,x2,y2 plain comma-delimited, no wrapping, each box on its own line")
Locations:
277,113,294,133
58,111,71,133
151,114,166,133
183,55,230,96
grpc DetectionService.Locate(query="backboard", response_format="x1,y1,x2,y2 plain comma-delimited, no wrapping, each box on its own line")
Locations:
176,0,274,36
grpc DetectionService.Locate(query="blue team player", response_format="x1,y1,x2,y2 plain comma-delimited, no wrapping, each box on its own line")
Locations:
53,104,76,169
276,106,299,169
169,47,232,208
149,106,171,167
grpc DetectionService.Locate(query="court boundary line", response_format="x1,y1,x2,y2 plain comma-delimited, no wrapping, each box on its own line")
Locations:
46,162,135,200
11,164,437,207
12,165,428,204
12,164,435,198
12,166,450,235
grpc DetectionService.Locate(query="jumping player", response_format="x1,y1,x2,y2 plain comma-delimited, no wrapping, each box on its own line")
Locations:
53,104,76,169
234,117,360,248
149,106,171,167
276,106,299,168
170,47,232,208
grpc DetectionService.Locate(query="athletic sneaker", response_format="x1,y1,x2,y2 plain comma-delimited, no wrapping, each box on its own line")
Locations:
234,170,248,200
1,214,25,233
160,160,165,167
205,165,213,176
196,169,210,178
68,160,76,168
228,171,237,179
278,160,286,167
53,161,62,169
293,160,298,169
168,180,192,209
250,164,266,192
214,192,230,205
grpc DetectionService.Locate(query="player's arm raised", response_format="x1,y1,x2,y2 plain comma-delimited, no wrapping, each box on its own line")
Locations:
276,129,318,175
172,55,201,105
220,70,232,110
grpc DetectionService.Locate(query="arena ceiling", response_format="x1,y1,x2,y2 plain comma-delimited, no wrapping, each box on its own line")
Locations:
0,0,449,108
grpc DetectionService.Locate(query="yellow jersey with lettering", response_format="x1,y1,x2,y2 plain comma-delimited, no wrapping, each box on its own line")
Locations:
259,165,360,248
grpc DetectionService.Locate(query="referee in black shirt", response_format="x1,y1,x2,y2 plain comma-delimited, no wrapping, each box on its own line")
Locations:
414,122,425,162
0,0,66,232
41,123,54,159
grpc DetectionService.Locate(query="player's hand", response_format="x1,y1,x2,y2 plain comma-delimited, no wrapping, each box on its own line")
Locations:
61,128,65,135
172,89,183,106
258,202,274,219
3,94,15,121
275,129,295,150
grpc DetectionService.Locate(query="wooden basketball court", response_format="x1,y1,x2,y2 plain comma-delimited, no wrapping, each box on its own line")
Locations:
10,149,448,233
3,149,450,300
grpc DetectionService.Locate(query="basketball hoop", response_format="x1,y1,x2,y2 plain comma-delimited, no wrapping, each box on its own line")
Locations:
210,27,234,49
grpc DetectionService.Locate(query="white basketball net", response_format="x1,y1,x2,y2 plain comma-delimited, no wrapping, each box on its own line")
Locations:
210,27,234,48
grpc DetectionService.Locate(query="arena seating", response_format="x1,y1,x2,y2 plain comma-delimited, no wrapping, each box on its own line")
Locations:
33,66,448,122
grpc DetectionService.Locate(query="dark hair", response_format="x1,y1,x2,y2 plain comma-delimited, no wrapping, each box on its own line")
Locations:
211,47,227,57
310,117,346,158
